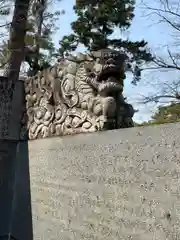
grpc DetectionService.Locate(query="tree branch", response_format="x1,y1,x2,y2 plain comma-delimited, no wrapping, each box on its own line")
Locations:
139,94,180,104
141,1,180,19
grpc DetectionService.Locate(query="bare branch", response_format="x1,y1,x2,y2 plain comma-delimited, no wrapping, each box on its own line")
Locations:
141,0,180,32
138,0,180,105
138,94,180,104
0,22,11,28
141,0,180,18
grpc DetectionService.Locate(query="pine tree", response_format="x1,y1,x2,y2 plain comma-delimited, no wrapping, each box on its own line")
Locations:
0,0,64,76
0,0,12,69
59,0,153,83
25,0,64,76
4,0,31,81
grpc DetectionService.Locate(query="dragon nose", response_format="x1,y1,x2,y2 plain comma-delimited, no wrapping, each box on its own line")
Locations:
105,58,115,65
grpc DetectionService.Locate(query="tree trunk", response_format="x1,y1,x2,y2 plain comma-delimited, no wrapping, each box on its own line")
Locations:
4,0,30,89
31,0,46,75
34,0,45,66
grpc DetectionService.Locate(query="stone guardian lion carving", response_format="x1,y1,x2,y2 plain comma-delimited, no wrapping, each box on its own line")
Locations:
20,49,135,140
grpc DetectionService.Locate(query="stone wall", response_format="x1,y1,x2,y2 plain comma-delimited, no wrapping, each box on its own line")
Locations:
0,77,24,140
12,122,180,240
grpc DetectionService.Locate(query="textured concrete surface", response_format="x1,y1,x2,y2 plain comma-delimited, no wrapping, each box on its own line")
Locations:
13,122,180,240
0,78,24,140
8,80,25,140
11,141,33,240
0,77,12,139
0,140,18,237
0,78,24,239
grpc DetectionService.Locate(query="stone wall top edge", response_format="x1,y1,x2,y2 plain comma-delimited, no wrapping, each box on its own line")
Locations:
27,122,180,144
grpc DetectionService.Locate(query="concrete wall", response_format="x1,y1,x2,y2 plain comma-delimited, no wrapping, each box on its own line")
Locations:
0,78,24,239
13,122,180,240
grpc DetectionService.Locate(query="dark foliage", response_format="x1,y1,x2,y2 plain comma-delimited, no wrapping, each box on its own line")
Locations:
59,0,153,83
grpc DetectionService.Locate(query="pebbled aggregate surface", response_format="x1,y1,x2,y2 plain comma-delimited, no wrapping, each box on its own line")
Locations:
13,122,180,240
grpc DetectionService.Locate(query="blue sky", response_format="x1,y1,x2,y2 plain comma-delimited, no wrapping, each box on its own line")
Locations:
51,0,174,122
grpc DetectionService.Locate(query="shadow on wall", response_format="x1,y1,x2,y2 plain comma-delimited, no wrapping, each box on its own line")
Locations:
0,141,33,240
0,77,33,239
12,79,34,239
11,141,33,240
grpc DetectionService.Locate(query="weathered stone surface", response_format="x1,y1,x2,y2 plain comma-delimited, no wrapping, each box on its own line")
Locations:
8,80,25,140
0,77,24,140
0,78,24,239
0,77,12,139
21,49,135,140
13,122,180,240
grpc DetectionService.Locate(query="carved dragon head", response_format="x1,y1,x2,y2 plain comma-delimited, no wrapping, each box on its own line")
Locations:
84,49,127,97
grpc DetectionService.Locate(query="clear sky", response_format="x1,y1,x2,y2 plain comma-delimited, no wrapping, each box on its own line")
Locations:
51,0,174,122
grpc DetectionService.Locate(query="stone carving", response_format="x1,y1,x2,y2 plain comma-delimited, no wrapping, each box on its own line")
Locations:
20,49,135,140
